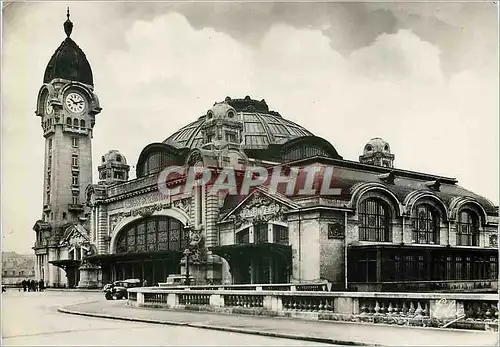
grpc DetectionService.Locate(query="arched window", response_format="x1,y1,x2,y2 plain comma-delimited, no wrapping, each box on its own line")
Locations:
138,151,177,176
66,117,72,125
457,210,479,246
412,204,440,244
115,216,187,253
73,118,79,127
80,119,86,128
358,198,392,242
116,155,122,162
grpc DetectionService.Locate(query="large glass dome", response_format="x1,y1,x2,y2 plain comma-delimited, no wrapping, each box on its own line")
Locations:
163,97,314,150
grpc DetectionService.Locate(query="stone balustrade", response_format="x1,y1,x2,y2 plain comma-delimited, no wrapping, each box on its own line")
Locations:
127,288,498,331
156,281,330,292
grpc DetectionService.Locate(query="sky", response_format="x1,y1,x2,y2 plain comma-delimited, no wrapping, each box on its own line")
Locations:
2,1,499,254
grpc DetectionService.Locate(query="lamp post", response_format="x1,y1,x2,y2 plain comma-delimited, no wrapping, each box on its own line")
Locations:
183,248,192,286
183,224,193,286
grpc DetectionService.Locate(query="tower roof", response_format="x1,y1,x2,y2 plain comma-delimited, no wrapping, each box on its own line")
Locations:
43,8,94,86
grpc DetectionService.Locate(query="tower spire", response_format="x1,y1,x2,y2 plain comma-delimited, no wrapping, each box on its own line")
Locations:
64,7,73,37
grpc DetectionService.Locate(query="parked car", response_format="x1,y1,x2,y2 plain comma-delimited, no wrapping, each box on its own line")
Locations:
104,279,141,300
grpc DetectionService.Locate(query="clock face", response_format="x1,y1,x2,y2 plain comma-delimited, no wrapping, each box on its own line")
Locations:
65,92,86,113
45,98,53,115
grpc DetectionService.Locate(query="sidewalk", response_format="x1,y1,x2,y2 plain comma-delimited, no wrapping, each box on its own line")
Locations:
46,288,102,293
58,300,498,346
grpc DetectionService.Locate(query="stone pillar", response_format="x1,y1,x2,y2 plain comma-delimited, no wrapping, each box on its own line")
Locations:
47,248,58,287
35,255,41,281
449,221,457,246
97,204,109,254
203,188,223,284
77,262,100,288
403,217,413,244
249,225,255,243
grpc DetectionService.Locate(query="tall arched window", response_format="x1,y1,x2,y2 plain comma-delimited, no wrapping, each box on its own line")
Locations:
66,117,72,125
115,216,187,253
457,210,480,246
359,198,392,242
412,204,440,244
80,119,86,128
73,118,79,127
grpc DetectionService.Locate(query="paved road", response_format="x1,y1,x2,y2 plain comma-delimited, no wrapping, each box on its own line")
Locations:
1,290,332,346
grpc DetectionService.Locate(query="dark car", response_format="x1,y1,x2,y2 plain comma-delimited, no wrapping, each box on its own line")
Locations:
104,279,141,300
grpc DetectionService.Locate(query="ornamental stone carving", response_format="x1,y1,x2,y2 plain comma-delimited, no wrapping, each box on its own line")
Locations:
230,193,288,228
489,234,498,248
173,198,192,216
130,203,168,217
109,213,126,232
123,190,169,209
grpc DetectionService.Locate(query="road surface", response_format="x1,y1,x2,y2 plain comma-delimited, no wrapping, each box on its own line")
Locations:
1,289,333,346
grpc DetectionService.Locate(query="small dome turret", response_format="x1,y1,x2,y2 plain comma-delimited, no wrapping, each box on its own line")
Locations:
98,150,130,185
101,150,127,165
359,137,395,168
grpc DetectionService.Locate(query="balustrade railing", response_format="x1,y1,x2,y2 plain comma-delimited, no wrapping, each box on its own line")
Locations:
282,296,334,312
224,294,264,308
143,292,169,305
128,288,498,331
156,281,330,292
179,293,211,305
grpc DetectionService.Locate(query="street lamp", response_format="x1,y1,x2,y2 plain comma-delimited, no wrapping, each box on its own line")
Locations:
183,224,193,286
183,248,192,286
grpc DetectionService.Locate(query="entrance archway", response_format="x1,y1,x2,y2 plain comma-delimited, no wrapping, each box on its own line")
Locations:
88,216,188,286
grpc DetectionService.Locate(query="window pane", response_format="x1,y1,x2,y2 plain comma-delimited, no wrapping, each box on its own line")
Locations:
359,198,391,242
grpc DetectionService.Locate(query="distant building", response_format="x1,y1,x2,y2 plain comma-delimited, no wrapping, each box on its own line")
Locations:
2,252,36,286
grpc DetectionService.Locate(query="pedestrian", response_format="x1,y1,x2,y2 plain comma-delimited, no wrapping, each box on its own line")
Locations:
142,279,148,287
39,279,45,292
22,279,27,292
30,279,35,292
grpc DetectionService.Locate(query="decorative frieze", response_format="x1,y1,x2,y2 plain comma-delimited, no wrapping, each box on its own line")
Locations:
108,198,192,233
131,203,167,217
123,190,169,209
229,192,288,228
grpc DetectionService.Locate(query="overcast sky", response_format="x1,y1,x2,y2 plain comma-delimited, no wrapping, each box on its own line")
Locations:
2,2,498,254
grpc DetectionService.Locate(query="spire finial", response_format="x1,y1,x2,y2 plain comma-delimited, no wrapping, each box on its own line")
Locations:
64,6,73,37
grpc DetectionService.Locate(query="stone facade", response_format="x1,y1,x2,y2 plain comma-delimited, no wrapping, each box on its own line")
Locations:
33,14,498,291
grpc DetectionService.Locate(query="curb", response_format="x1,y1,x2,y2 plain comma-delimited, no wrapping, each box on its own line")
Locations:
57,307,373,346
47,289,102,293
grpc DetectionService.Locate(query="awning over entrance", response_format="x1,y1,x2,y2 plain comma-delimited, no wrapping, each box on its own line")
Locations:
49,259,81,270
85,250,183,264
210,242,292,263
211,243,292,284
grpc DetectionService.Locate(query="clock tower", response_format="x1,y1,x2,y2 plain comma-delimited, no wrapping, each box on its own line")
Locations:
33,9,101,287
